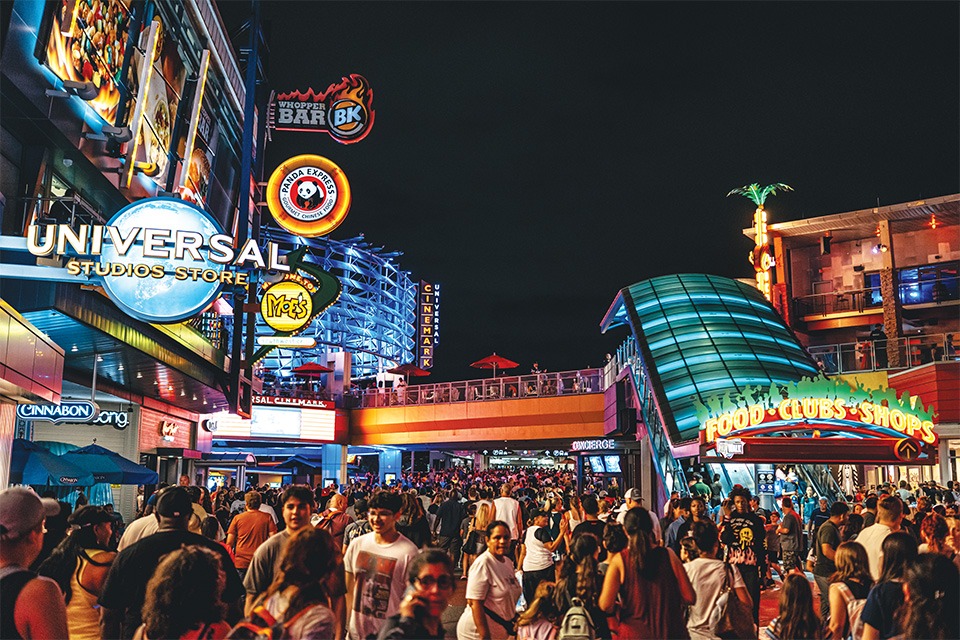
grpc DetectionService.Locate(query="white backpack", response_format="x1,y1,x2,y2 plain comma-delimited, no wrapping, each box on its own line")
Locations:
557,597,596,640
836,583,867,640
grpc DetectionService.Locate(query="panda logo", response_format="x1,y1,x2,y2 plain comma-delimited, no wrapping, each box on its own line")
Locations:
295,179,324,211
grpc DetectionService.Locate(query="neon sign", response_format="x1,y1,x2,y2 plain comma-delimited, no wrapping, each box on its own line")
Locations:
26,198,290,323
267,74,375,144
266,155,352,238
696,377,938,447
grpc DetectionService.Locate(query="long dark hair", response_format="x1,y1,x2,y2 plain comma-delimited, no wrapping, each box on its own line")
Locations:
142,545,226,638
897,553,959,640
37,506,112,604
556,533,600,611
775,574,821,640
878,532,918,583
623,507,658,578
262,528,338,618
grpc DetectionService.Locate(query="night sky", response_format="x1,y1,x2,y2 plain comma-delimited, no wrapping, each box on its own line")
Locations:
219,1,959,382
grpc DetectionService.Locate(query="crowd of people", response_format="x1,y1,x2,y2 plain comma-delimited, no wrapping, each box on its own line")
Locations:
1,466,958,640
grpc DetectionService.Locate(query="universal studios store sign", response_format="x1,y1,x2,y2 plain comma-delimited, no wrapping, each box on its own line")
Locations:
26,198,293,323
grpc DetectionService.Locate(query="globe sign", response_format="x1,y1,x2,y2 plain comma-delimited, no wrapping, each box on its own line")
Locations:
99,198,225,323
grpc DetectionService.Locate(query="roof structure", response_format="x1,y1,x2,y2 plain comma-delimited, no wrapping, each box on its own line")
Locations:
602,274,820,443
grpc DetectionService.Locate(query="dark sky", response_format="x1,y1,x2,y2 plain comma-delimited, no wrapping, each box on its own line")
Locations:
220,1,959,382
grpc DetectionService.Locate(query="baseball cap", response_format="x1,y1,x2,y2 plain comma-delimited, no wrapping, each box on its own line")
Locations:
624,488,643,501
156,487,193,518
69,505,115,527
0,487,60,540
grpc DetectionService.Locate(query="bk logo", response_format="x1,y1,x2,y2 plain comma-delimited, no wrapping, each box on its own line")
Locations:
329,99,367,139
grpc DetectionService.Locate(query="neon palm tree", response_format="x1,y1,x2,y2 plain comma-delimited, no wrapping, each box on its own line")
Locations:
728,183,793,300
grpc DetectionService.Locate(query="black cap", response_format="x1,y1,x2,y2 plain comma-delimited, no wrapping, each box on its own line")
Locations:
156,487,193,518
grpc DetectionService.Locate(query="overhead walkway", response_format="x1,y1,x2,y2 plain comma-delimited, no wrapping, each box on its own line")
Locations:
601,274,822,505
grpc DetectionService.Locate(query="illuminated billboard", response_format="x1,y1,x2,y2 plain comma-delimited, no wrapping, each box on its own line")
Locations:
43,0,131,124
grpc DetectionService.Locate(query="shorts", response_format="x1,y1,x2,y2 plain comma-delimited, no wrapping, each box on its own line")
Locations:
781,548,800,571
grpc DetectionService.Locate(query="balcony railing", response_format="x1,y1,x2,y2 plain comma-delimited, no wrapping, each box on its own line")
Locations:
358,368,603,408
808,332,958,374
795,275,959,318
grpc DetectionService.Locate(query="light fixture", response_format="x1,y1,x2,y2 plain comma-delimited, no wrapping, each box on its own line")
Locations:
873,243,889,254
102,125,133,143
153,379,158,385
118,364,124,371
96,354,103,362
136,371,143,379
202,398,208,405
167,385,173,391
180,390,186,397
45,80,98,101
192,394,197,401
133,161,160,177
930,214,938,229
71,345,78,352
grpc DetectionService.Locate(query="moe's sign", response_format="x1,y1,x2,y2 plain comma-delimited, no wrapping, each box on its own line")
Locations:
696,377,939,464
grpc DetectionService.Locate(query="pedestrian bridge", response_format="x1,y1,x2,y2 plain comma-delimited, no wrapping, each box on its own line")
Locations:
350,368,607,446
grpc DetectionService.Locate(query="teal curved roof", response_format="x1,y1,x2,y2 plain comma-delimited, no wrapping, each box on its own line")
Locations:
601,274,819,443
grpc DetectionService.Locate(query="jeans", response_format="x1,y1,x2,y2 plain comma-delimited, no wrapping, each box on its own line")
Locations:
814,573,832,622
437,535,463,568
521,566,555,607
735,564,761,626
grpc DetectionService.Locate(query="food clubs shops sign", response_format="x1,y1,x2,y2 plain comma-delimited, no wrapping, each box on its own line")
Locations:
697,378,939,464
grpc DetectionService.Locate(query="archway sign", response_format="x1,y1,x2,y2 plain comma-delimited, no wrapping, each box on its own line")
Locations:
695,377,938,465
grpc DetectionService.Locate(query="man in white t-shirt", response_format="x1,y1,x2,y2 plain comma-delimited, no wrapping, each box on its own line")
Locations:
856,495,903,580
492,483,523,555
617,488,662,542
683,519,753,640
344,492,418,640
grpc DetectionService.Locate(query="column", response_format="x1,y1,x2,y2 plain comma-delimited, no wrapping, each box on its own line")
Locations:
939,439,954,486
878,220,904,367
379,449,402,484
321,444,343,487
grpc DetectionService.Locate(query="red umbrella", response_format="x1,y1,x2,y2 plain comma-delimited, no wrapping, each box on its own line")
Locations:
470,353,520,377
387,363,431,379
291,362,333,377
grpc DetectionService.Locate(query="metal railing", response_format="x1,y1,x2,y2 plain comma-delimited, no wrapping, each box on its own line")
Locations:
807,332,958,374
795,275,959,317
359,368,603,408
615,335,689,496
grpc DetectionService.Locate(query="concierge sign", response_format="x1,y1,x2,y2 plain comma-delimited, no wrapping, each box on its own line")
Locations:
696,378,939,464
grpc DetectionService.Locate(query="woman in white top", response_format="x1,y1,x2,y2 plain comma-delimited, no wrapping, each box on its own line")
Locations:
683,519,753,640
457,521,523,640
518,509,567,608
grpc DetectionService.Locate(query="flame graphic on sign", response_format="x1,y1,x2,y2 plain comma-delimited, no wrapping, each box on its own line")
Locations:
274,74,375,143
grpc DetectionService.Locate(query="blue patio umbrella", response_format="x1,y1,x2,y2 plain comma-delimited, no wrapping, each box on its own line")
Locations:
9,439,95,486
60,444,159,485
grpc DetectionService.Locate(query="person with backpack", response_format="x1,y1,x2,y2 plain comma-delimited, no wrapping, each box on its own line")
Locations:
232,529,338,640
599,507,694,639
314,493,353,549
860,533,918,640
682,520,753,640
516,581,561,640
826,542,873,640
555,532,610,640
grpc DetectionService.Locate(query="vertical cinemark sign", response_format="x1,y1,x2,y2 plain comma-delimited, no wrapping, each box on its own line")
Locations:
417,281,439,369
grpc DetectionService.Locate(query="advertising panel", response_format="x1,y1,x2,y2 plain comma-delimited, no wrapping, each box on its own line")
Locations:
127,16,186,186
43,0,131,124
